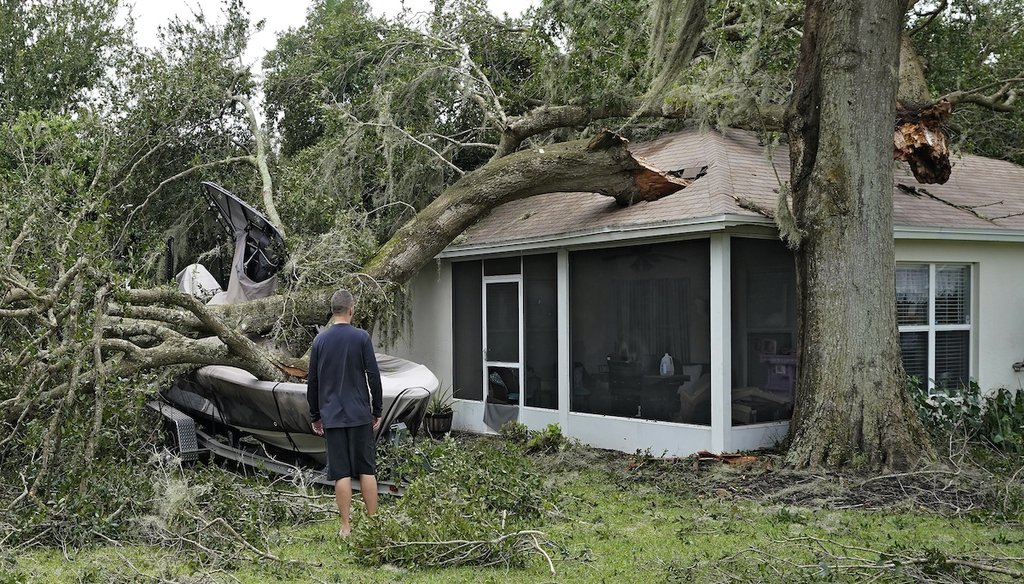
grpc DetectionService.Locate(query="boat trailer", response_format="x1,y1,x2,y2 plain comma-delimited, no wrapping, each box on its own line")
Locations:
148,400,407,496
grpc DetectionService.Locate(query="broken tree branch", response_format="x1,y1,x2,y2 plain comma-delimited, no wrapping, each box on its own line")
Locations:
338,111,466,176
940,77,1022,113
113,155,256,251
896,182,995,223
366,130,689,284
493,100,655,160
230,93,285,239
909,0,949,36
110,289,286,381
894,100,953,184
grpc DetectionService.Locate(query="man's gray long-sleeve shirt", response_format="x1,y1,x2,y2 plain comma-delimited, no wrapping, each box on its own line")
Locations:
306,323,383,428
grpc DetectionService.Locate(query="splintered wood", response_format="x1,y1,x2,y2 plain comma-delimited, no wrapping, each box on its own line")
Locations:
894,100,953,184
696,450,758,465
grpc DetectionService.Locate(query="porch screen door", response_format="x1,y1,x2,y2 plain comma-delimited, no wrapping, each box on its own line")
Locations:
483,278,521,430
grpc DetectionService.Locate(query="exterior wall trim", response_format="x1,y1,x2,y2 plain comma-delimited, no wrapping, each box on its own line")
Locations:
442,219,1024,260
894,226,1024,242
440,214,774,258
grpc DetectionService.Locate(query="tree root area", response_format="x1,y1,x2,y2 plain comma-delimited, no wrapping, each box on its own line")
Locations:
536,442,1024,519
701,464,1000,514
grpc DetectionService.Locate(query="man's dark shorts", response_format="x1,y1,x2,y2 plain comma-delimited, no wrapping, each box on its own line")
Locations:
325,424,376,480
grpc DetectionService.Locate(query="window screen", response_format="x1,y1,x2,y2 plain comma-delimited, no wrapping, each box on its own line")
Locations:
485,282,519,363
524,254,558,409
484,257,521,276
452,261,483,400
569,240,711,423
730,238,797,425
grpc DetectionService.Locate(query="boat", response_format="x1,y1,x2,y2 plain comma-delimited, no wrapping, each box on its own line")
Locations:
151,182,439,480
161,356,437,464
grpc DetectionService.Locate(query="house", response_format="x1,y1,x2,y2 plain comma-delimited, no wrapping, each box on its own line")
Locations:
389,128,1024,456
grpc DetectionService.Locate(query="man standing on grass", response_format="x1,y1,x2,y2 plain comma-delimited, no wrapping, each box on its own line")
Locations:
307,288,383,538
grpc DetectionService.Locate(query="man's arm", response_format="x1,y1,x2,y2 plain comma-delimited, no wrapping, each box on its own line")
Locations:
306,339,322,435
363,333,383,420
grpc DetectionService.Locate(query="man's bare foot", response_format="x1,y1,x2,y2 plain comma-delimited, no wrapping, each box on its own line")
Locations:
338,526,351,539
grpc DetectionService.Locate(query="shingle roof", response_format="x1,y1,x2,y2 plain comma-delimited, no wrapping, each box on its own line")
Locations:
448,128,1024,251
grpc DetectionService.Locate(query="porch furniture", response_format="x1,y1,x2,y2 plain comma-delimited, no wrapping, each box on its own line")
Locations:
731,386,793,424
677,370,712,424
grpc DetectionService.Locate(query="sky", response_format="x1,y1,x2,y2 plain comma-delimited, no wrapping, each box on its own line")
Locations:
128,0,539,73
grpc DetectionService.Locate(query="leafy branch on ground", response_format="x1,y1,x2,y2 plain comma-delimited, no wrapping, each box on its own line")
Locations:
353,435,559,571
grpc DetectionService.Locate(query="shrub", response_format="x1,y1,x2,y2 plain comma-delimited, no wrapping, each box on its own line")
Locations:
910,379,1024,452
499,421,529,444
351,436,556,569
981,388,1024,453
910,378,984,437
525,424,567,454
499,422,568,453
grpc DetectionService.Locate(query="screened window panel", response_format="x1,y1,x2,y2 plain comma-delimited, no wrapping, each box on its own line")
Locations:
452,261,483,400
935,330,970,390
486,282,520,363
896,265,929,326
484,257,521,276
730,238,796,425
899,332,928,384
935,265,970,325
524,254,558,409
569,240,710,423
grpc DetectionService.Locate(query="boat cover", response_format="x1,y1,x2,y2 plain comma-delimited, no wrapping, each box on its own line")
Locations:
162,354,438,461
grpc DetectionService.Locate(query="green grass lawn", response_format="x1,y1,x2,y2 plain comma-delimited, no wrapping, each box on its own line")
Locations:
8,443,1024,583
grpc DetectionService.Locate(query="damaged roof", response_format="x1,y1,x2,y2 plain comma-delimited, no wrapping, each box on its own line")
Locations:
446,127,1024,253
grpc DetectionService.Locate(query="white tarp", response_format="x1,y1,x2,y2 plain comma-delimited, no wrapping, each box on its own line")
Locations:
176,263,223,302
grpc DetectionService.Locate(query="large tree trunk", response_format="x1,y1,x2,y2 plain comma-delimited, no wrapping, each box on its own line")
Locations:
785,0,932,469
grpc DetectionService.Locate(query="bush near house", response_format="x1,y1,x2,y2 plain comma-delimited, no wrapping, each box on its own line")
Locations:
500,421,569,453
910,380,1024,453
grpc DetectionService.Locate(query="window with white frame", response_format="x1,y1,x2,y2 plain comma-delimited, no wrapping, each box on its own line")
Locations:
896,263,972,392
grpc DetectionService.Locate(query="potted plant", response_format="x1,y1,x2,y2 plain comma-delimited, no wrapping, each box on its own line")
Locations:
424,389,455,438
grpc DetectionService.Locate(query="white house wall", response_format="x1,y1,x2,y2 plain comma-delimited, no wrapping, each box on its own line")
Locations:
895,239,1024,392
385,262,455,396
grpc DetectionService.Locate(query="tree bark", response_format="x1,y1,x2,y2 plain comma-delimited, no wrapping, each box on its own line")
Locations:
232,93,285,238
366,131,687,284
493,101,646,160
785,0,932,470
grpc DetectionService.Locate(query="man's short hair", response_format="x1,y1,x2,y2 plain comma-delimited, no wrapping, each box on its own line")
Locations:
330,289,355,315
